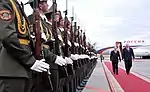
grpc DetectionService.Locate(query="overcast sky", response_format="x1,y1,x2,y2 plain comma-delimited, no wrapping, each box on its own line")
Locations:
22,0,150,50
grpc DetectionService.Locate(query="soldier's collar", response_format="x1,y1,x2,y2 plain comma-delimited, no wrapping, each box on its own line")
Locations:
40,13,52,25
47,21,52,25
59,27,64,32
40,13,47,20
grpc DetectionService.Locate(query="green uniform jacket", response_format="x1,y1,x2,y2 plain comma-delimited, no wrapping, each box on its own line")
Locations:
28,14,57,69
0,0,36,78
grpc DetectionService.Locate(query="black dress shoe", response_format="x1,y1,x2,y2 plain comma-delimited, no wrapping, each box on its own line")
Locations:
127,72,129,75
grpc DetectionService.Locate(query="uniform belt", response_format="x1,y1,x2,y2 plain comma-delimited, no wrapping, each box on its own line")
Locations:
19,39,29,45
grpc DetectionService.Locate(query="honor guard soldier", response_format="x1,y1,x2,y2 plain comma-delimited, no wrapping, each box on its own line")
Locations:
0,0,50,92
45,8,74,92
26,0,67,67
25,0,67,92
44,8,60,92
45,8,63,92
57,12,75,92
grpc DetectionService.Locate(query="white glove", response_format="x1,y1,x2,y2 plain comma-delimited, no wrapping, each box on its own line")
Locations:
74,43,78,47
79,54,85,59
68,40,72,46
85,55,90,59
92,56,95,59
83,54,89,59
30,59,50,72
75,54,80,59
71,54,78,60
83,54,87,59
65,57,73,64
41,33,47,42
30,34,35,39
55,56,67,66
90,56,95,60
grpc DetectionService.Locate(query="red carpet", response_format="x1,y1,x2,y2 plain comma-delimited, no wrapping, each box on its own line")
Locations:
104,62,150,92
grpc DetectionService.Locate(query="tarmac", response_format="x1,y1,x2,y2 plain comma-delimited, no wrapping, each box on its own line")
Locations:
81,57,150,92
82,58,111,92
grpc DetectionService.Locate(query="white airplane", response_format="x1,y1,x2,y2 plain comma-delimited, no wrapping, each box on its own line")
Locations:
133,47,150,58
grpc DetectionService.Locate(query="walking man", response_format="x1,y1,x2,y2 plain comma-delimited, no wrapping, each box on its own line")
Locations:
122,44,135,75
110,47,121,75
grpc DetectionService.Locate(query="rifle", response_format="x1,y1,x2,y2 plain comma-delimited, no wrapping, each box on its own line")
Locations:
51,0,68,78
77,26,82,68
63,0,69,58
79,29,83,55
70,16,75,54
63,1,75,76
81,30,85,54
32,0,53,91
71,22,80,69
70,16,79,70
77,26,80,54
74,22,77,54
83,32,87,54
79,29,85,64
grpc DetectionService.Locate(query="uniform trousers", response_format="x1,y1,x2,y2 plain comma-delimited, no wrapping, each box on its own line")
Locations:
50,69,59,92
0,77,29,92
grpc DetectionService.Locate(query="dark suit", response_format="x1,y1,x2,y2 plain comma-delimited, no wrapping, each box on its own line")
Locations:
0,0,36,92
100,55,104,62
110,51,121,74
122,48,135,74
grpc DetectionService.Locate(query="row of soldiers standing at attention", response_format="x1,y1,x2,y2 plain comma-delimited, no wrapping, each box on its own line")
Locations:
0,0,98,92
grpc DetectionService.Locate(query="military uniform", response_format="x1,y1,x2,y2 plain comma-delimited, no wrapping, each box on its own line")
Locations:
45,10,64,92
27,0,57,63
27,0,61,92
45,20,60,92
45,9,75,92
0,0,36,92
28,14,57,92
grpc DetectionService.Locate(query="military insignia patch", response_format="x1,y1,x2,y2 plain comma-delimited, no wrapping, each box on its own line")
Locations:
0,10,12,20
